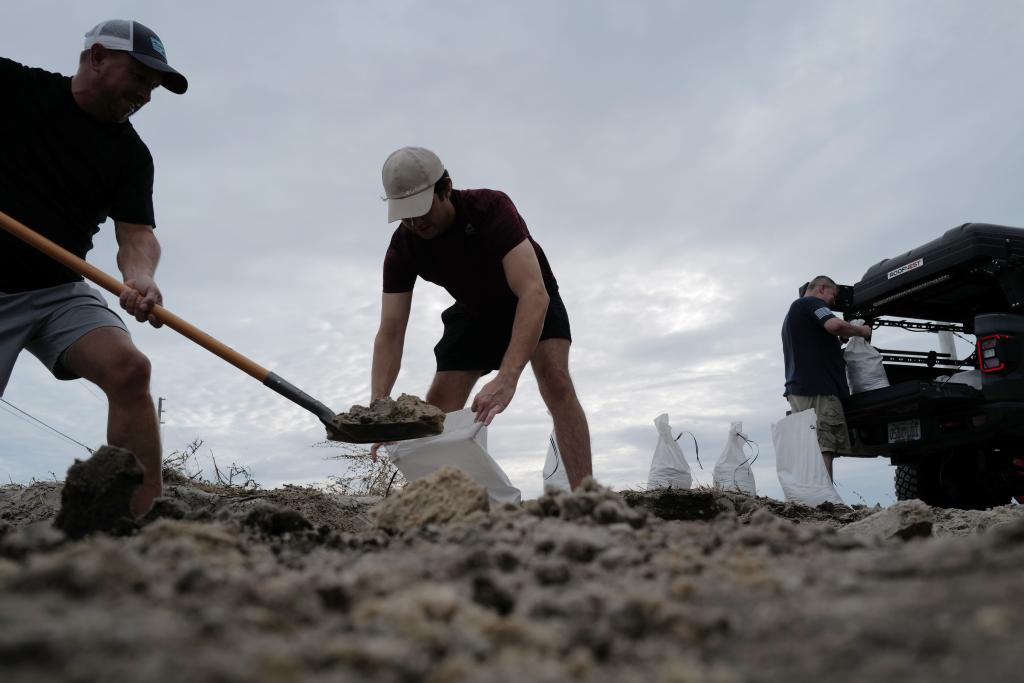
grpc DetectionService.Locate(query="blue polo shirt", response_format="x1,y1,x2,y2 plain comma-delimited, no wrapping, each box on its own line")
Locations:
782,296,849,398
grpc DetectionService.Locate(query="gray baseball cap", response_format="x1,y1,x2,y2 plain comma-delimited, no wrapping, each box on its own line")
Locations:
382,147,445,223
84,19,188,94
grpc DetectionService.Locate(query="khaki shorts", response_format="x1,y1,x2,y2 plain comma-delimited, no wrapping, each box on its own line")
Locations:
0,282,128,395
787,394,851,454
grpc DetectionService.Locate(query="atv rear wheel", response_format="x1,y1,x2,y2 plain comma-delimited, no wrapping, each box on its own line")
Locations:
895,456,1012,509
894,464,919,501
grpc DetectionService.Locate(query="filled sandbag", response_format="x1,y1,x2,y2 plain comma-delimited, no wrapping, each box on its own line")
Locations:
844,320,889,393
945,368,982,389
646,413,692,490
713,422,756,495
386,408,521,505
541,430,571,492
771,409,844,506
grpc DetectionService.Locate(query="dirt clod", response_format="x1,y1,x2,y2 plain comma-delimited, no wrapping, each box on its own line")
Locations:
53,446,142,540
840,500,935,542
243,504,314,536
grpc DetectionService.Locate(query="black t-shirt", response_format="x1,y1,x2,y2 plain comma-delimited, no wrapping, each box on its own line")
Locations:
382,189,559,317
0,57,155,293
781,296,849,398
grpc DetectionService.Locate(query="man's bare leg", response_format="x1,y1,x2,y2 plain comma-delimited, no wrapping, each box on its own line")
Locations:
531,339,592,489
64,327,161,517
425,370,485,412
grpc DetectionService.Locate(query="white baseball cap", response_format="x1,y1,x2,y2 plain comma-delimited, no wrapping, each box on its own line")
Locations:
382,147,445,223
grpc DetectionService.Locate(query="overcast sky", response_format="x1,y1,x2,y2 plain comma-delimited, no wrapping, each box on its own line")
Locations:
3,1,1022,505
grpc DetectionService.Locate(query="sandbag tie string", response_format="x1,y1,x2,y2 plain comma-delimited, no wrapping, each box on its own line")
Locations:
674,431,701,469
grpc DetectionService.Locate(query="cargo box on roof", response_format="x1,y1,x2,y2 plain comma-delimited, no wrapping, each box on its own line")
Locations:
836,223,1024,326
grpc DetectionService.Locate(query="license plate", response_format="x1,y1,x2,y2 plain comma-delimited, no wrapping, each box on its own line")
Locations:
888,419,922,444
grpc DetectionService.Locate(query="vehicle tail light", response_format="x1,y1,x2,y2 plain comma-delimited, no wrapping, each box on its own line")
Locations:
977,334,1014,373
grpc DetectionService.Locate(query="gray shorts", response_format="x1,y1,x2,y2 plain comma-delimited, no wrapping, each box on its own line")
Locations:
787,394,852,454
0,282,128,395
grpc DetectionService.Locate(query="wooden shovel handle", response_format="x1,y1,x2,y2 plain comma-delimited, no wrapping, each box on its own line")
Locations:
0,209,270,382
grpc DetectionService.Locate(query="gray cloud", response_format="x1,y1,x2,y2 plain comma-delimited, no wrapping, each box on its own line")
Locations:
3,1,1022,505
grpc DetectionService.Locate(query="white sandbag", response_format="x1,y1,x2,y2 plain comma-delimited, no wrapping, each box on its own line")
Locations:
646,413,692,490
844,320,889,394
713,421,756,495
385,408,521,505
771,410,844,506
946,368,982,389
844,337,889,393
541,430,571,492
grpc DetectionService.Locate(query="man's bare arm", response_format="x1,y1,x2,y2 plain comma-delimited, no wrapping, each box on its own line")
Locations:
114,221,162,327
824,317,872,340
471,241,549,425
371,291,413,401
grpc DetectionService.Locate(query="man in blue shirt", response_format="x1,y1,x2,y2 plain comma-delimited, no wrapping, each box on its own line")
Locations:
782,275,872,479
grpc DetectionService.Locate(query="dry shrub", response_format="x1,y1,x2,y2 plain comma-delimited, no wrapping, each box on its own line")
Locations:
317,442,406,497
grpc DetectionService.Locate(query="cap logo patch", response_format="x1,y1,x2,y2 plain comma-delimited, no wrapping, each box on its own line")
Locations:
149,36,166,59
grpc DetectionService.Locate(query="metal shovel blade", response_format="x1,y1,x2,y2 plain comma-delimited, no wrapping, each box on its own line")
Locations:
325,420,445,444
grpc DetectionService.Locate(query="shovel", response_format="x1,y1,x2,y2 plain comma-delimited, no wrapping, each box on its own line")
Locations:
0,210,439,443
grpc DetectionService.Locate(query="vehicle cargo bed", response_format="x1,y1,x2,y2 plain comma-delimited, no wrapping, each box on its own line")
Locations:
844,380,987,455
845,380,982,415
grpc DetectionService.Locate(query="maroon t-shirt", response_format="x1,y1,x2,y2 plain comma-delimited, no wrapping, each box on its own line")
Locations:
382,189,559,315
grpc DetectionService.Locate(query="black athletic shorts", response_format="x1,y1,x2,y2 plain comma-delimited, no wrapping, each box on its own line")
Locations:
434,289,572,373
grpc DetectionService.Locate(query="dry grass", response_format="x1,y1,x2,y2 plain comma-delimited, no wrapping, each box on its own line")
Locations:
162,439,260,496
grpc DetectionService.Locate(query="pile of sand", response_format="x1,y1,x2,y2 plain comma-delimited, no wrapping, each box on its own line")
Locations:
0,463,1021,682
374,466,490,533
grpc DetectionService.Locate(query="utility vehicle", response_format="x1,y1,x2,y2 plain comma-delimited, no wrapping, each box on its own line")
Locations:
834,223,1024,509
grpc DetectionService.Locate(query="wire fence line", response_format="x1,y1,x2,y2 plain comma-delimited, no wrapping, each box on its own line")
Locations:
0,397,94,454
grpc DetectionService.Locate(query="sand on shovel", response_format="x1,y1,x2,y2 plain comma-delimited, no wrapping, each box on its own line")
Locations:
329,393,445,443
53,445,143,539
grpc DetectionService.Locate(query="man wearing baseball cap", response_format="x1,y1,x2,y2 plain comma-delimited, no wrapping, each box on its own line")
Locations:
371,147,593,489
0,20,188,517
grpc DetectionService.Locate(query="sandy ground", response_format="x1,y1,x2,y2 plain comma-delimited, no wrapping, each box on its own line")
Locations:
1,463,1022,683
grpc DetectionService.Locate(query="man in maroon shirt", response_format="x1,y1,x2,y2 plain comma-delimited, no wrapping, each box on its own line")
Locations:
371,147,593,489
